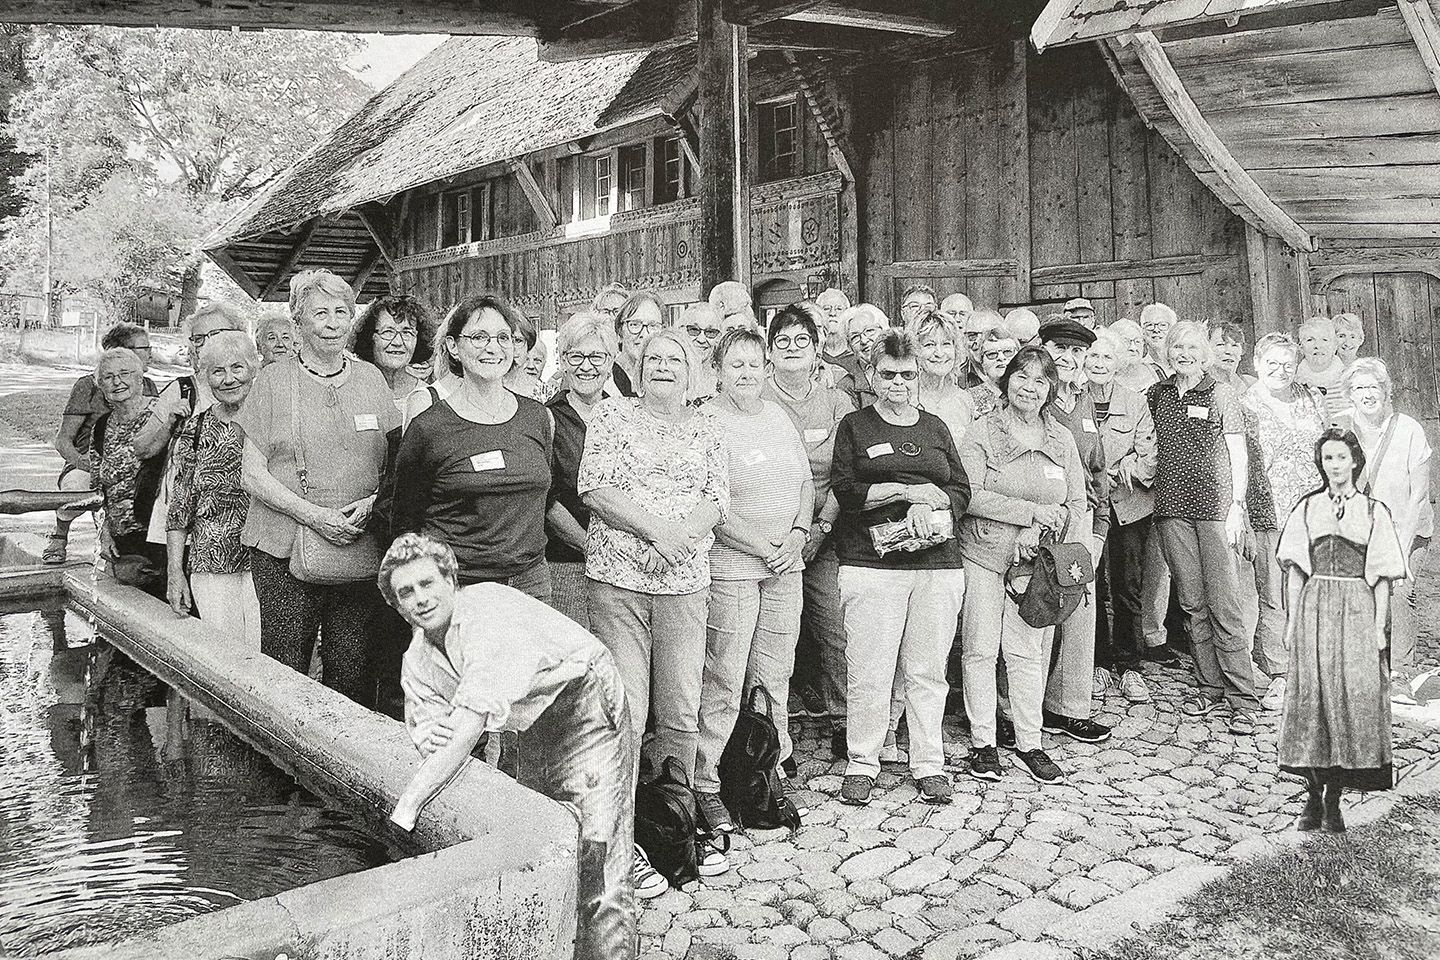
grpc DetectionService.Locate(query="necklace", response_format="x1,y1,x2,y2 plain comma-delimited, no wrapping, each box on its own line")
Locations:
300,353,346,379
1328,486,1356,520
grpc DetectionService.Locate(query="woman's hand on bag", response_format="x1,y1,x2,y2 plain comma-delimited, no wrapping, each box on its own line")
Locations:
766,529,807,574
341,495,375,531
1014,524,1042,563
308,506,364,546
906,483,950,509
166,567,192,618
906,503,935,539
1032,503,1066,530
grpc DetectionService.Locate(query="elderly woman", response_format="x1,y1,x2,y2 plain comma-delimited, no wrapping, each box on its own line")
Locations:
680,302,724,405
255,313,297,366
1342,358,1434,688
899,284,938,328
763,305,853,753
692,328,814,832
504,314,548,401
1086,329,1157,706
959,346,1086,784
165,331,262,647
817,287,853,364
968,319,1016,418
831,329,970,806
958,309,997,387
592,283,629,324
1334,313,1365,366
546,313,618,628
1110,318,1156,393
915,311,977,445
1277,429,1405,833
393,294,553,599
578,327,730,882
90,347,170,596
609,291,667,397
351,295,434,412
238,269,397,706
1244,333,1326,702
1148,320,1260,730
1138,303,1177,384
835,304,887,408
1297,316,1348,424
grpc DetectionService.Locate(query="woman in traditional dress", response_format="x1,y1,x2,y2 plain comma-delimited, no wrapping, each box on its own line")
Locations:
1276,428,1405,834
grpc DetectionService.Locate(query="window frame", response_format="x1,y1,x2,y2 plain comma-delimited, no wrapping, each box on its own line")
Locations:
757,95,800,183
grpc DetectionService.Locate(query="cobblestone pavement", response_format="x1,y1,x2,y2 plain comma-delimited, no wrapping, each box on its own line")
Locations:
639,561,1440,960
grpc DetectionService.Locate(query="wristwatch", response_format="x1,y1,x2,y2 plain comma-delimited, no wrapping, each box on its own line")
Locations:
817,519,833,536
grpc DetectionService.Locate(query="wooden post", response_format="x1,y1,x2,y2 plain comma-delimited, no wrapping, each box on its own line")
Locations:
697,0,751,295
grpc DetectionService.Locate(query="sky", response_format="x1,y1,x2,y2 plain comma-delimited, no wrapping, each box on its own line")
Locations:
353,33,449,89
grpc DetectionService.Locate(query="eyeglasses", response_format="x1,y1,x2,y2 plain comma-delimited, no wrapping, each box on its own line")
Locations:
99,372,137,383
188,330,227,347
454,331,513,349
849,328,881,343
981,350,1014,362
684,324,722,341
375,327,417,344
772,333,813,350
564,351,611,369
128,344,152,352
875,369,918,381
624,319,664,336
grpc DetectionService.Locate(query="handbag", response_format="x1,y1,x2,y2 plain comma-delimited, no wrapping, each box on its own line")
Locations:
287,367,382,585
1005,533,1095,629
718,685,802,832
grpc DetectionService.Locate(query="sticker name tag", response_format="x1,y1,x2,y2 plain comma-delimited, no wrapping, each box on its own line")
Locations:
804,427,830,443
470,450,506,472
866,442,895,459
741,449,767,468
354,414,379,431
1043,464,1064,481
1186,405,1209,419
1081,418,1097,433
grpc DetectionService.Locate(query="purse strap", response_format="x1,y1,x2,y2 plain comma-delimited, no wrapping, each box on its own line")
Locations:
289,365,310,498
747,684,776,720
1359,416,1398,496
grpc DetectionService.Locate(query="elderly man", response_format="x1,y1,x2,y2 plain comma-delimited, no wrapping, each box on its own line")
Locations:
940,292,973,325
708,280,758,332
1063,297,1096,329
385,533,638,960
1139,302,1177,382
899,284,938,328
959,309,999,387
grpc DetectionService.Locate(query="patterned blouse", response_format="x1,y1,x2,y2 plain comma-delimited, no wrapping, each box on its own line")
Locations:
576,397,729,595
166,411,250,575
90,407,161,538
1245,382,1326,528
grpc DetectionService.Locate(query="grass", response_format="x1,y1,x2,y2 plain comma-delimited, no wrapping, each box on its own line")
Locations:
1094,795,1440,960
0,388,70,444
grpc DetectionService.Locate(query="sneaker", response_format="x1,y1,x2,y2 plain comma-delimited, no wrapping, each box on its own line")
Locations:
1228,710,1257,736
1179,695,1220,717
1119,670,1152,704
633,845,669,899
795,685,830,719
779,775,809,818
1143,643,1181,665
840,774,874,806
916,774,953,804
1413,669,1440,705
1015,748,1064,784
695,790,734,834
879,731,909,765
1093,667,1113,698
1261,677,1286,712
996,714,1017,750
1042,712,1112,743
696,837,730,877
830,725,848,760
781,756,798,778
968,746,1003,782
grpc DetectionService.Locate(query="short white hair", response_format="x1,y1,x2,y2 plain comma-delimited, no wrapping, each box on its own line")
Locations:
1333,312,1364,338
839,303,889,343
815,288,851,310
188,301,249,335
289,269,356,323
1164,320,1215,366
1297,315,1335,340
199,329,260,370
556,312,618,358
96,346,142,377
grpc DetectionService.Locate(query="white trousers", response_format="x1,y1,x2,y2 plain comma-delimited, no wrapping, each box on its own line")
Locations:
190,571,262,649
839,565,964,779
962,561,1050,752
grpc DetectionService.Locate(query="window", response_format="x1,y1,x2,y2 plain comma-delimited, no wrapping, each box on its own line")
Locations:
654,136,687,204
619,143,648,212
594,154,613,217
439,184,491,247
758,98,798,182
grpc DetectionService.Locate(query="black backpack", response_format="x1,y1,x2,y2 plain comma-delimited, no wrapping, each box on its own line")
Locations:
718,686,802,832
1006,538,1095,628
635,756,700,888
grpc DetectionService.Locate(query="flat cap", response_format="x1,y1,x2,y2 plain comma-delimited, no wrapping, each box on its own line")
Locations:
1039,318,1096,348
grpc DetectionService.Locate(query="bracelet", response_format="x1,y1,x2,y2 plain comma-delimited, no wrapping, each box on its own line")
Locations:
791,524,809,534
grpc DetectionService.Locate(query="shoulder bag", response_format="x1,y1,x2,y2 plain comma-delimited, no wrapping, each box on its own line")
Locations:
1005,532,1095,629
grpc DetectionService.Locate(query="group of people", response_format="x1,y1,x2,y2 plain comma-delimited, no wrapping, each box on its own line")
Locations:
52,269,1431,960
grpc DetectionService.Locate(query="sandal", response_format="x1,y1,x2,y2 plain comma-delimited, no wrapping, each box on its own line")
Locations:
41,531,67,565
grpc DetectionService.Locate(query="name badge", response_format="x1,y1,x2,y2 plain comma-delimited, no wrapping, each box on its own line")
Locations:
1186,405,1209,419
1043,464,1064,481
741,449,767,468
804,427,830,443
1082,418,1097,434
470,450,506,472
354,414,379,431
866,442,895,459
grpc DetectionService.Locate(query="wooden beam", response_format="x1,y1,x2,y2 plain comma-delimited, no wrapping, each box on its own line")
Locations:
877,258,1019,278
1399,0,1440,98
1031,253,1237,285
1032,0,1358,50
1304,222,1440,239
259,220,319,301
538,0,694,61
749,20,899,50
723,0,822,26
204,245,263,301
352,247,385,295
665,109,702,172
1130,32,1315,251
697,0,751,292
785,52,855,182
0,0,561,34
507,159,561,229
785,1,953,36
353,207,398,266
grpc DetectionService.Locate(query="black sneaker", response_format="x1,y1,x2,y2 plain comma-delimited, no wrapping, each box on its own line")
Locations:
695,790,735,834
794,685,830,719
1143,643,1181,665
1015,749,1064,784
1042,712,1112,743
997,714,1017,750
969,746,1002,782
840,774,874,805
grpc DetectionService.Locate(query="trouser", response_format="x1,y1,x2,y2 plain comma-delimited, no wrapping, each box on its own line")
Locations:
695,572,802,793
189,570,262,649
1044,523,1099,720
839,565,964,779
1249,528,1286,678
963,561,1047,752
249,548,380,708
549,560,591,631
1390,547,1427,674
585,579,706,784
1141,525,1171,647
463,558,553,601
57,466,92,524
1097,514,1149,673
515,656,638,960
1156,519,1260,712
794,545,846,719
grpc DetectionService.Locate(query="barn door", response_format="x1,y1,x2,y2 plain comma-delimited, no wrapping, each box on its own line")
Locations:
1322,271,1440,494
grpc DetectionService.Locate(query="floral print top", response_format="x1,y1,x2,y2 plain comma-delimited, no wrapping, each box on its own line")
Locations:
577,397,729,595
166,411,250,575
90,407,162,538
1245,382,1326,529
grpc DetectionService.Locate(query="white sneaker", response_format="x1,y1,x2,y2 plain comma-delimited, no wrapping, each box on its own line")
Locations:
632,844,669,900
697,838,730,877
1093,668,1114,698
1119,670,1151,704
1261,677,1286,712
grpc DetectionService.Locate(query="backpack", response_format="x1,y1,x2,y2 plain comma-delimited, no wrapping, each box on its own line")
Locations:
718,685,802,832
1005,538,1095,629
634,756,700,888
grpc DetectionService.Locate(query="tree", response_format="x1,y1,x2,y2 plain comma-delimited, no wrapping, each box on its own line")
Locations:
0,27,370,320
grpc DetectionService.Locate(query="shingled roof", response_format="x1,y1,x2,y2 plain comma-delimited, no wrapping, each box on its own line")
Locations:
210,36,695,245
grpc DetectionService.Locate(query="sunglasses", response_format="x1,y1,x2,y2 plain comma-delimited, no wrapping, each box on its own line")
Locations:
876,369,918,381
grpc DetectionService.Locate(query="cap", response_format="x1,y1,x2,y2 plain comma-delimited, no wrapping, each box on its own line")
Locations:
1063,297,1094,313
1038,318,1097,348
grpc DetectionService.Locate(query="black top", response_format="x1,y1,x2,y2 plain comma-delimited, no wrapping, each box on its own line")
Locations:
830,405,970,569
611,362,637,398
546,389,591,563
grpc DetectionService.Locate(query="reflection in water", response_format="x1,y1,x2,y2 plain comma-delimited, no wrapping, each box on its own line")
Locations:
0,607,395,955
